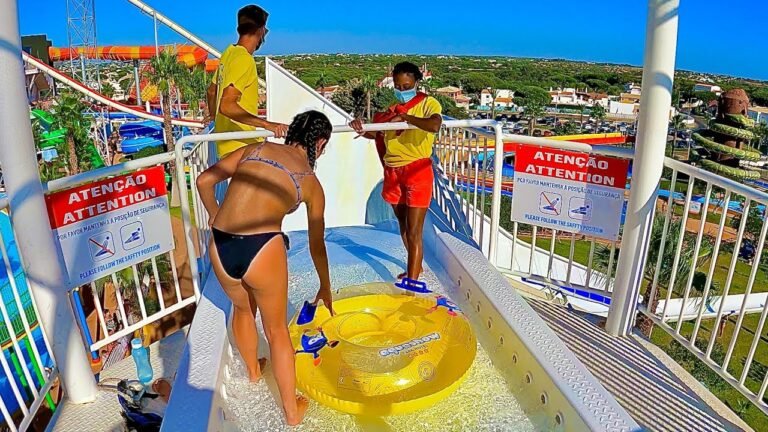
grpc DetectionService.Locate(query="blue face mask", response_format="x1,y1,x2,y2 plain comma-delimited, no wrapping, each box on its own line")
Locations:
395,88,418,103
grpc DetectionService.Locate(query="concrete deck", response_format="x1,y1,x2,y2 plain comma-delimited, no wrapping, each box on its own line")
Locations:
49,328,187,432
527,297,753,432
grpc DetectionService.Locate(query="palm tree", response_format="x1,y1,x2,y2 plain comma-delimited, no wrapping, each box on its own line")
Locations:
50,92,90,175
146,50,185,206
670,114,686,159
595,216,714,336
361,75,378,121
180,67,210,120
591,104,607,125
524,100,545,136
101,82,116,99
315,72,327,91
147,50,184,151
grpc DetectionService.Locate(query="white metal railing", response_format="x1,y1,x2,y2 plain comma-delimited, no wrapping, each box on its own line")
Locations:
43,150,200,360
639,157,768,415
435,124,635,302
0,199,59,432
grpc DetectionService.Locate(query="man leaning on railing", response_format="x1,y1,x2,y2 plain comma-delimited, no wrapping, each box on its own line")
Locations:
205,4,288,158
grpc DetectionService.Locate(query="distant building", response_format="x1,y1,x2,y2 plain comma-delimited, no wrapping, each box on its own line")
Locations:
550,88,578,105
435,86,462,99
434,86,471,112
624,83,642,95
748,106,768,125
480,88,514,108
316,85,340,99
454,95,471,110
693,83,722,95
619,92,642,104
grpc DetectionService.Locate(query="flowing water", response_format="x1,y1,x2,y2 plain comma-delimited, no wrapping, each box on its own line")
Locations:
224,225,538,432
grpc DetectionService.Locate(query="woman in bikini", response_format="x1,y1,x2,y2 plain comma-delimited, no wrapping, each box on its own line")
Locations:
196,110,334,426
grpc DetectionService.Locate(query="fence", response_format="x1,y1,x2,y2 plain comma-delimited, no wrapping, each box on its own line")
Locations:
0,199,58,432
434,123,635,302
43,150,200,365
639,157,768,414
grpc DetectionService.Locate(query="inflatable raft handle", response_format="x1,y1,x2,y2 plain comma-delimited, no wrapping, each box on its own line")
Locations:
296,301,318,325
395,278,432,293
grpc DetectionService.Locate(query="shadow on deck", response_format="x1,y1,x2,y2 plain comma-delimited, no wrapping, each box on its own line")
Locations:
528,298,752,432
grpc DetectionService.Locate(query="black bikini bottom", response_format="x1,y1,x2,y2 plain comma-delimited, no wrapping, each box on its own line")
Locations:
212,227,290,279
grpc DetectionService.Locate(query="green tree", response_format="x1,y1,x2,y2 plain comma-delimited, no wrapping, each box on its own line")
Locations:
146,50,185,206
332,78,367,118
315,72,328,90
516,86,550,135
101,82,116,99
669,114,686,158
693,91,718,105
147,50,185,152
50,92,91,175
553,121,579,136
180,67,210,120
752,122,768,155
434,94,468,120
361,75,378,121
731,205,764,242
591,104,607,123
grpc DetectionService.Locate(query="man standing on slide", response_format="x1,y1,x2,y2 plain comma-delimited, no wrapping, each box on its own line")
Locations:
206,5,288,157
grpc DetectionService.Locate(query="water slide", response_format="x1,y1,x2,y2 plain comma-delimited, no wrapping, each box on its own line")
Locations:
49,46,219,73
22,51,204,129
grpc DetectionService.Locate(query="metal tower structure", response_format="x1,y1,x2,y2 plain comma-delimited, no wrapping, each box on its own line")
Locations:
65,0,98,87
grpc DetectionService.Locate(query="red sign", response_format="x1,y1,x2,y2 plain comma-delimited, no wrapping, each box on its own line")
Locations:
514,145,629,189
46,166,168,229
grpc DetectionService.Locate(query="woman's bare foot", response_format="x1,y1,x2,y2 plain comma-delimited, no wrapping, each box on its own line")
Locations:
248,358,268,383
285,395,309,426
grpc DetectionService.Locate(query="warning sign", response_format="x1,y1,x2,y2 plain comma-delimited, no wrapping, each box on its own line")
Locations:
46,166,174,287
512,145,629,241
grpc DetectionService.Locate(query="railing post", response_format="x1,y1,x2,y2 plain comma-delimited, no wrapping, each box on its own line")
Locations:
488,122,504,266
0,0,98,402
606,0,679,336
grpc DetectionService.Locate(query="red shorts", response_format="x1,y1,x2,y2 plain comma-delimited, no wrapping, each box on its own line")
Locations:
382,159,434,208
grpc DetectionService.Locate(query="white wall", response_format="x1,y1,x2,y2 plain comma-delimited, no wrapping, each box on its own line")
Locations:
265,58,383,232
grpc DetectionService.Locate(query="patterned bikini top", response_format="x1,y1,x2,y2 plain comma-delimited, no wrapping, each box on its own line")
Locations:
240,143,315,213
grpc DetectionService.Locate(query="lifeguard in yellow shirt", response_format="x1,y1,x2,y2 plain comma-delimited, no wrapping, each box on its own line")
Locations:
206,5,288,157
350,62,443,282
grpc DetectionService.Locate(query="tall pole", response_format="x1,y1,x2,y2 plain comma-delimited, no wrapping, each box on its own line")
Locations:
153,11,159,56
133,59,143,106
606,0,680,336
0,0,98,402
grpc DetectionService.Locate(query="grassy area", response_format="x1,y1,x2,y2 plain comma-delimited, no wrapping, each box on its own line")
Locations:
650,314,768,430
518,234,595,269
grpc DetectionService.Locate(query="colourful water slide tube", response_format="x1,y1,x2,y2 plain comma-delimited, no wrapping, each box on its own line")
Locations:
502,132,627,153
22,52,204,128
48,46,219,72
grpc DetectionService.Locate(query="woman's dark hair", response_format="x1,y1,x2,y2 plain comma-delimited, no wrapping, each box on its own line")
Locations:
285,110,332,169
237,5,269,36
392,61,423,81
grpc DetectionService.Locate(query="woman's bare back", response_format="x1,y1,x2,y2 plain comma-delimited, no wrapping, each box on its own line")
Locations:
212,142,315,234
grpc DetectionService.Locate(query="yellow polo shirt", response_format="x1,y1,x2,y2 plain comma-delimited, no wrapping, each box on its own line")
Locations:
382,96,442,167
212,44,261,157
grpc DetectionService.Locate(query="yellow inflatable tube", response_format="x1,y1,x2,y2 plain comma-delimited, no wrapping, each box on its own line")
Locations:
289,283,477,416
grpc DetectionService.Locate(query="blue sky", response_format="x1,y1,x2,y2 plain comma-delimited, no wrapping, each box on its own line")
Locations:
18,0,768,81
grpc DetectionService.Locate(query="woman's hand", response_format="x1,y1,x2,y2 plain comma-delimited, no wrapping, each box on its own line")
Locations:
314,286,334,316
207,210,217,228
